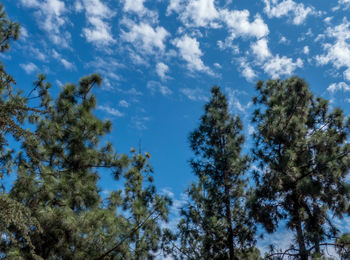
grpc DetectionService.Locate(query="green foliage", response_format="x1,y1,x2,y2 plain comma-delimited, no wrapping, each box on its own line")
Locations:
0,4,19,52
175,86,259,260
113,150,171,259
8,74,126,259
0,6,43,259
251,77,350,259
336,233,350,259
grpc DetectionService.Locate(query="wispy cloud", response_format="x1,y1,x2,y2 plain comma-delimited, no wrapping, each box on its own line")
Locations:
20,62,38,74
180,87,209,101
98,105,124,117
20,0,70,47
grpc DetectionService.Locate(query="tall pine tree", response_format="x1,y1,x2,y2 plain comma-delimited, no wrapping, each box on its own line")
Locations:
176,86,258,260
251,77,350,259
9,74,125,259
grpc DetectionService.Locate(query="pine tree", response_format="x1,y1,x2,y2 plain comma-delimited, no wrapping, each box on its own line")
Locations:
176,86,258,260
0,3,31,182
9,74,125,259
108,149,171,259
0,5,43,259
250,77,350,259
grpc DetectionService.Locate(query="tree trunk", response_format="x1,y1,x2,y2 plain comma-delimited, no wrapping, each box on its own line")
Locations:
296,218,308,260
224,173,236,260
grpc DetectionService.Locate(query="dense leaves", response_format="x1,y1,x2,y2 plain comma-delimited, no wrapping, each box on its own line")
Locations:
175,86,258,260
251,77,350,259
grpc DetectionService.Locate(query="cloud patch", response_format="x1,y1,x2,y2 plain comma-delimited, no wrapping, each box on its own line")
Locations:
263,55,303,78
122,21,170,55
79,0,115,46
20,0,70,47
156,62,170,81
263,0,317,25
221,9,269,39
180,87,208,101
98,105,124,117
327,82,350,93
173,35,212,74
316,19,350,81
147,81,172,96
171,0,220,27
20,62,38,74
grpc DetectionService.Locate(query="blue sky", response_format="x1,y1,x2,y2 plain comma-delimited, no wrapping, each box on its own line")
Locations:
3,0,350,255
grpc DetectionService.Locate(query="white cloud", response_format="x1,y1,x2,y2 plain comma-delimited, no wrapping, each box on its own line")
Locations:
263,0,316,25
117,87,143,96
167,0,184,15
119,100,129,108
251,38,271,61
122,0,145,13
303,46,310,55
27,47,47,61
225,88,252,114
263,55,303,78
20,62,38,74
81,0,115,46
327,82,350,93
315,19,350,81
56,80,63,87
324,17,333,24
60,59,75,70
239,59,257,82
221,9,269,40
122,21,169,55
130,116,151,130
172,35,212,74
156,62,169,81
167,0,219,27
21,0,39,6
279,36,288,44
182,0,219,27
82,17,115,45
20,26,29,40
20,0,70,47
147,81,172,96
334,0,350,10
214,62,222,69
52,50,75,70
180,88,208,101
74,0,84,12
98,105,124,117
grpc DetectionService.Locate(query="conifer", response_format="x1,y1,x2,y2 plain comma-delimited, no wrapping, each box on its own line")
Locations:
176,86,258,259
251,77,350,259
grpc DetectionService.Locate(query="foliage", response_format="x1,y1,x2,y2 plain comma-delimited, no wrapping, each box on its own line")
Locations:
8,73,126,259
175,86,259,260
0,5,43,259
250,77,350,259
103,150,171,259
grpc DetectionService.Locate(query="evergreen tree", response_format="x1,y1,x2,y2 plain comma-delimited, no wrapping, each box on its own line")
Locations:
250,77,350,259
9,74,125,259
176,86,258,260
101,149,171,259
0,5,43,259
0,3,30,183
